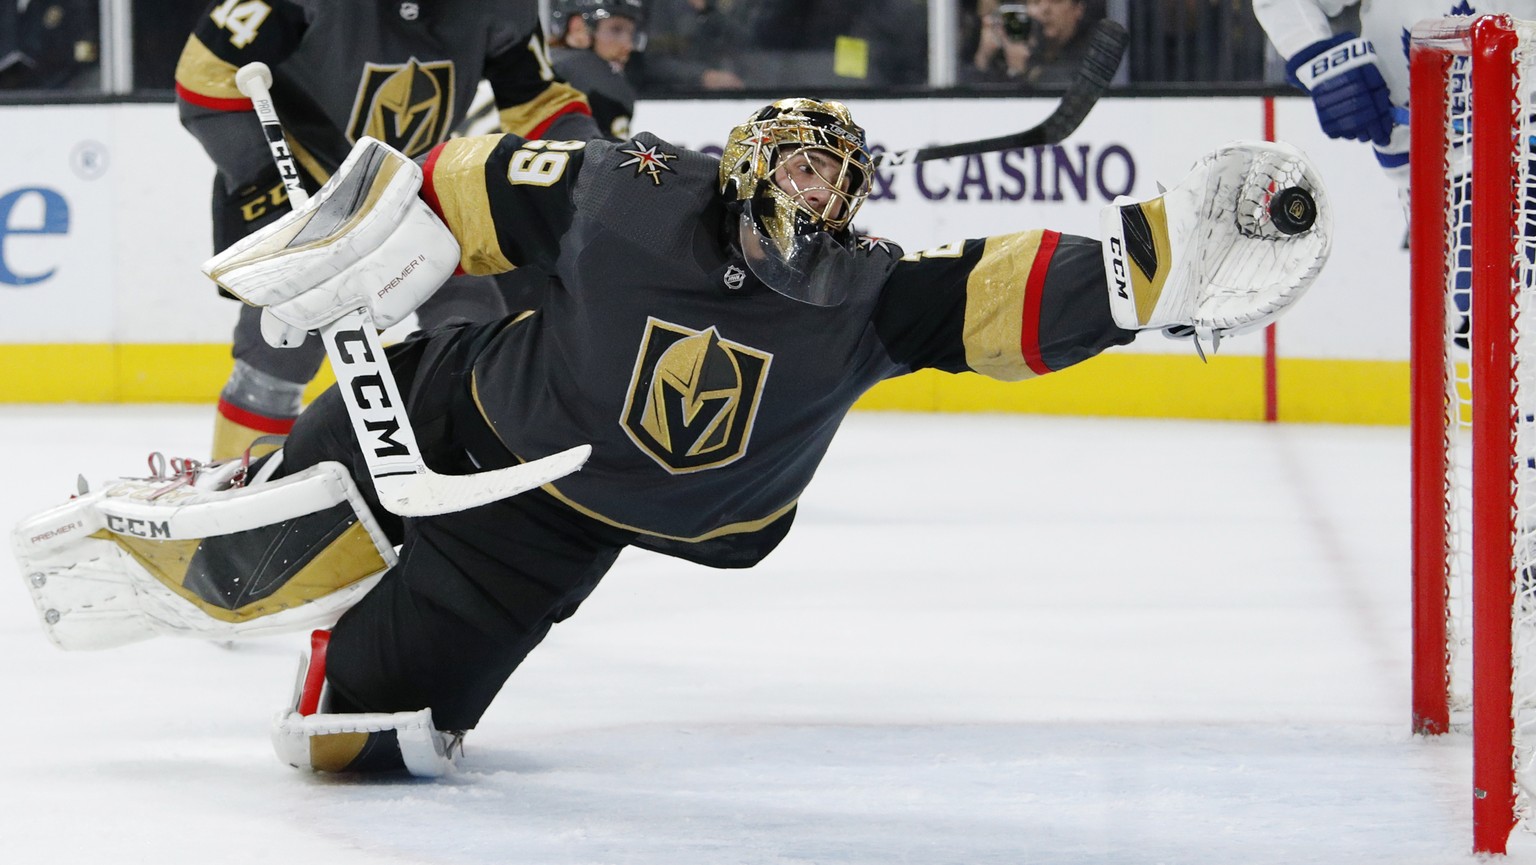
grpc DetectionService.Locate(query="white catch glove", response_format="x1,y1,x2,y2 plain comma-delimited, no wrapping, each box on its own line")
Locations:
1101,140,1332,342
203,137,460,335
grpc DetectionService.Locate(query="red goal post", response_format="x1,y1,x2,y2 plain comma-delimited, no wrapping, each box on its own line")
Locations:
1410,13,1536,855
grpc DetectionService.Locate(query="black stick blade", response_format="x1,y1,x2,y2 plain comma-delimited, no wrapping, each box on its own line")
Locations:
893,17,1129,166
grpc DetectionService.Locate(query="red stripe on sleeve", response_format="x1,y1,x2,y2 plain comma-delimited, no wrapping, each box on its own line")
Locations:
419,142,447,218
216,398,297,434
525,100,593,140
175,82,253,112
1019,229,1061,376
417,143,465,276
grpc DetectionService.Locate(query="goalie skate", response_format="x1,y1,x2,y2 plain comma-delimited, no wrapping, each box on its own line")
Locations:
271,630,461,776
1101,140,1332,342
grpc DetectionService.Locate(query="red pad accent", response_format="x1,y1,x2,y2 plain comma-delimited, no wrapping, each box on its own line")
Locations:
525,100,593,141
1019,229,1061,376
175,83,253,113
216,398,297,435
297,629,331,716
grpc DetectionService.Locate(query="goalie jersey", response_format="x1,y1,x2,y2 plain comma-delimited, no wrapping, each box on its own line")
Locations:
173,0,596,208
420,132,1132,563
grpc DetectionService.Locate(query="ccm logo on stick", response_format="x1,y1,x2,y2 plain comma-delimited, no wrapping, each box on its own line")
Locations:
332,324,410,460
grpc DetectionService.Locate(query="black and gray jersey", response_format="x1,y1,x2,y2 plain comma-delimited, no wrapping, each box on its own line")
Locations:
551,47,636,140
421,131,1129,553
174,0,597,199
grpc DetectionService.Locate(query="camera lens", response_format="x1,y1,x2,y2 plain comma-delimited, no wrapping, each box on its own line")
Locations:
998,6,1032,42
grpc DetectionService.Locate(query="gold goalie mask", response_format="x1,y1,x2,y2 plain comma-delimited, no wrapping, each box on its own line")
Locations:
719,98,875,306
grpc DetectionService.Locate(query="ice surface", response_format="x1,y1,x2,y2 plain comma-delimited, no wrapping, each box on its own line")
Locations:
0,406,1511,864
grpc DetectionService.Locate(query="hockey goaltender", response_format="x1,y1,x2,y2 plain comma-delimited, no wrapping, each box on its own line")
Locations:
13,98,1331,775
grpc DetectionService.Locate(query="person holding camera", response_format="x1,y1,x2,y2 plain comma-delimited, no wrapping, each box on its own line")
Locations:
966,0,1099,86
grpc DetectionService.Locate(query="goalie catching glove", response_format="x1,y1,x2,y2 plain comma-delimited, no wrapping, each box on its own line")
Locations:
1101,139,1331,347
202,137,460,335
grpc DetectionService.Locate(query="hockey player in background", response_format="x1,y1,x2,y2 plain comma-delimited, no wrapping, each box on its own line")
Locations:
173,0,601,462
15,99,1333,775
1253,0,1536,219
548,0,644,140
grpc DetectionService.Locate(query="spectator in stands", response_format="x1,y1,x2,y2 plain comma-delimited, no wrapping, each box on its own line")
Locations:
0,0,99,90
632,0,745,93
967,0,1103,87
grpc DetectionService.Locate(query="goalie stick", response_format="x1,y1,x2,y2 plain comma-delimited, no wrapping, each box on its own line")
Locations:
232,63,590,517
875,18,1128,167
451,19,1126,166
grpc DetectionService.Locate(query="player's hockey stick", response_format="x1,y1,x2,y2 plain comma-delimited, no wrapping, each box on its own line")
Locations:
875,18,1129,167
233,62,590,517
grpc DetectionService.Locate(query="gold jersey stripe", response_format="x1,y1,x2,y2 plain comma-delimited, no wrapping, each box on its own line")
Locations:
429,136,515,275
173,35,243,101
962,230,1046,382
97,520,388,624
497,83,589,138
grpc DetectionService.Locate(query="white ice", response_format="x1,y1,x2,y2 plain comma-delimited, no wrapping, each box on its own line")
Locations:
0,406,1515,864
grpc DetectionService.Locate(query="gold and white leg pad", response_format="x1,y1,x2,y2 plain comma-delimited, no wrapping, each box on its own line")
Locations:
1101,140,1333,340
11,455,395,650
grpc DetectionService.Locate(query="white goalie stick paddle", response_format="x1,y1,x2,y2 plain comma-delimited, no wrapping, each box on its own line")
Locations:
233,62,590,517
875,18,1129,167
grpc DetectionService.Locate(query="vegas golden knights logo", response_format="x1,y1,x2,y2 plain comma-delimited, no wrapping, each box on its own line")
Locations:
621,318,772,474
346,58,455,158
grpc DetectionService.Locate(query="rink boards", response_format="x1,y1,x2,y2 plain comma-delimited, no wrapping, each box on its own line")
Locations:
0,96,1405,423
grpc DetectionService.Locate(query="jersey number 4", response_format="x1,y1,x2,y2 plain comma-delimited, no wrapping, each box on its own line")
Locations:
210,0,272,49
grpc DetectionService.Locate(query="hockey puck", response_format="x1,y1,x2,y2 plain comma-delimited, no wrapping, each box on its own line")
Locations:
1269,187,1317,235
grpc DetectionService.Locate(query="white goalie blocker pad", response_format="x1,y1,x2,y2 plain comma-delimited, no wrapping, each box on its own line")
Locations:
11,458,396,650
202,136,460,333
1100,140,1332,339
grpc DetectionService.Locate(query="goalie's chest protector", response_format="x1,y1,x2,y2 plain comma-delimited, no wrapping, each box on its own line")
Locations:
276,0,538,159
473,135,904,541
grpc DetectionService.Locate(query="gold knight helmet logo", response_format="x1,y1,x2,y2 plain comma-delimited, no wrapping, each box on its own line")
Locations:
347,58,455,157
622,318,772,474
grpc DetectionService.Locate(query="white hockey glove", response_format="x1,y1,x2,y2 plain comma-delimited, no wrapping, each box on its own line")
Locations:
203,137,460,336
1101,140,1332,348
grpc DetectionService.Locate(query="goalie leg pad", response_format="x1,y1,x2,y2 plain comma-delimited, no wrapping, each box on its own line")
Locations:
271,630,461,777
1100,140,1332,338
202,137,460,333
12,458,397,650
